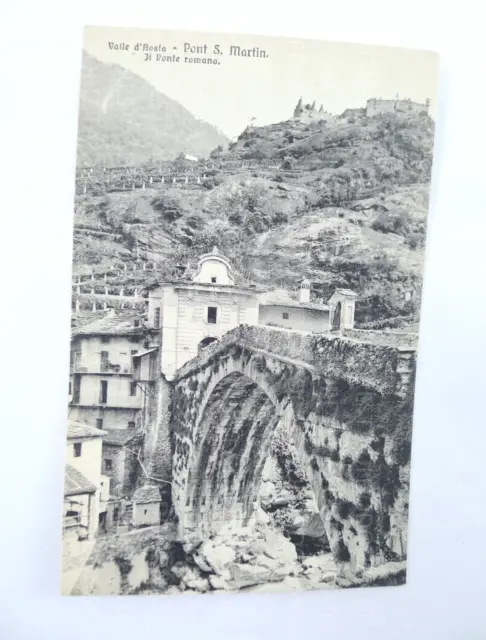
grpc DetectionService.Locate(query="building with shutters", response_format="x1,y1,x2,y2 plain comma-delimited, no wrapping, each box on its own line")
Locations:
68,312,155,431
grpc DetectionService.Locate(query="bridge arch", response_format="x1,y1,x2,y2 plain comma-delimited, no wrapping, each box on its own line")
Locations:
171,344,321,538
170,333,414,573
198,336,219,352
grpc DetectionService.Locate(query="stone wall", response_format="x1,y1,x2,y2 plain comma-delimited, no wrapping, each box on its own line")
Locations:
366,98,429,118
175,324,416,396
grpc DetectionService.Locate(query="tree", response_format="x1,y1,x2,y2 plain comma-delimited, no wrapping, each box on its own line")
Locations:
293,97,303,117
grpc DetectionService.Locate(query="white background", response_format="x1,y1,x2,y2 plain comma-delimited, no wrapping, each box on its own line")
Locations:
1,1,485,638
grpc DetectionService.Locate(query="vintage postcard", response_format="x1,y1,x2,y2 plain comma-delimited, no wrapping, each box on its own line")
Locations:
62,25,439,595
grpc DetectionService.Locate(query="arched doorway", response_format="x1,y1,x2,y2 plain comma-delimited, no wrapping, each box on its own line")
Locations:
198,337,219,352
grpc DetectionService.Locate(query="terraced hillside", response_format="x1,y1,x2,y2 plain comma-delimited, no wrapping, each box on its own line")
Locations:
72,108,436,327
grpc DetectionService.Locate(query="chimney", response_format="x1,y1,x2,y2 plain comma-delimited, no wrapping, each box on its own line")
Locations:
299,277,311,304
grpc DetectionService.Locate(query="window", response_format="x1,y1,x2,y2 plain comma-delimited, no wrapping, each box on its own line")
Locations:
100,350,109,372
133,318,140,327
282,312,289,320
130,382,137,396
73,443,82,457
104,459,112,471
100,380,108,404
154,308,161,329
128,421,135,429
207,306,217,324
96,418,103,430
101,336,110,344
211,277,217,283
144,509,148,515
71,350,81,370
68,381,72,395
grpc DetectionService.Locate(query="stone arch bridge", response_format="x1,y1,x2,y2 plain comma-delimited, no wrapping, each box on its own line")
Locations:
164,325,416,573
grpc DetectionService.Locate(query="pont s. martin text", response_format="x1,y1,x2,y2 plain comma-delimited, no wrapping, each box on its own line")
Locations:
108,41,269,65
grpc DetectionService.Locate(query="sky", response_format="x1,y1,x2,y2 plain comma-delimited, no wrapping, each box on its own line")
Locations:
84,26,440,139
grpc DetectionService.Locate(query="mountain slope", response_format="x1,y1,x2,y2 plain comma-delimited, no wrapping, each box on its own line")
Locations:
72,110,436,327
76,52,228,166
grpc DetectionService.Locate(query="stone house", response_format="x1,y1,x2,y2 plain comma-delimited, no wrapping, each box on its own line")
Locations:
132,484,162,527
101,428,142,498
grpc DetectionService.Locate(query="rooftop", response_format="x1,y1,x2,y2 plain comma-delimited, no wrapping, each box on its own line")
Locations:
133,484,161,504
64,464,97,496
334,289,358,298
103,429,140,447
71,310,146,338
67,420,106,439
258,288,329,311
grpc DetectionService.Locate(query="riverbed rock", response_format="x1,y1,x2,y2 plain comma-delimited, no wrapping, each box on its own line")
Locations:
184,576,209,593
263,529,298,564
230,563,277,588
301,553,339,585
170,561,193,582
197,541,236,575
209,574,230,590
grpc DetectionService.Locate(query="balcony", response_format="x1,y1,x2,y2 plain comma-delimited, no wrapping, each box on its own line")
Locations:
70,362,133,375
100,362,132,374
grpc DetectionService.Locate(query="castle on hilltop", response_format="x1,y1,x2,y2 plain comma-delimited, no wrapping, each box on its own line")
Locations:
292,94,430,123
292,98,335,124
366,95,430,117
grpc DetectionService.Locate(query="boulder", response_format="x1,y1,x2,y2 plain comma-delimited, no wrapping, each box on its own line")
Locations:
182,531,204,555
271,493,293,508
230,563,276,588
301,554,336,572
170,561,192,581
164,585,182,595
253,507,270,526
184,576,209,593
198,541,236,575
192,552,213,573
209,574,231,591
263,530,298,564
294,513,327,538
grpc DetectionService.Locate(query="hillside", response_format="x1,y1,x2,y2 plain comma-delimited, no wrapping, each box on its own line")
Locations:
72,109,436,327
76,52,228,166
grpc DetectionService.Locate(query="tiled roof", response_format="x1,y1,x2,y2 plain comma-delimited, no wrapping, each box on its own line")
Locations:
132,347,158,359
71,311,146,338
71,311,102,331
103,429,139,447
260,299,329,311
64,464,97,496
331,288,358,297
258,289,329,311
67,420,106,439
133,484,161,504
